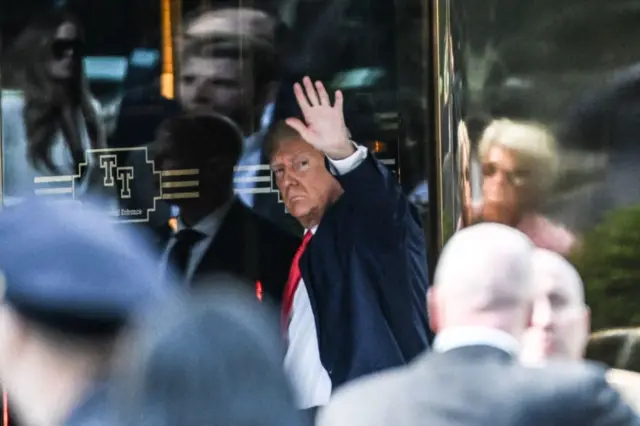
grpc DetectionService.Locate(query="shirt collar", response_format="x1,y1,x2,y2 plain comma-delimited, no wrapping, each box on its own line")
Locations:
307,225,319,235
433,326,520,356
177,198,234,238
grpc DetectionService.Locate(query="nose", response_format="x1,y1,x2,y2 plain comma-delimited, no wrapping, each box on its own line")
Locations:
281,168,299,192
490,170,510,187
532,299,554,330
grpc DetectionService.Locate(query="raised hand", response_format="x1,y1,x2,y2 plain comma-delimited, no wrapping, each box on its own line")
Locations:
285,77,354,160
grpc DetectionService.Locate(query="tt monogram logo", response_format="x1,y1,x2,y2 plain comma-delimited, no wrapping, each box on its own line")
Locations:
99,155,134,199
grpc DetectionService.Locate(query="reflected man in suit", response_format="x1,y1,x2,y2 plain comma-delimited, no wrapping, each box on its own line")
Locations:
269,77,430,411
318,224,639,426
154,112,299,305
521,248,640,410
117,6,294,236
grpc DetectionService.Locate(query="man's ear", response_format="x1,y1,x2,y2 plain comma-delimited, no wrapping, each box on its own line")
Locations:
0,306,28,365
584,305,591,333
427,287,439,334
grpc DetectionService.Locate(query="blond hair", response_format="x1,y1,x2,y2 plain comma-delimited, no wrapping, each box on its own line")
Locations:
478,119,560,194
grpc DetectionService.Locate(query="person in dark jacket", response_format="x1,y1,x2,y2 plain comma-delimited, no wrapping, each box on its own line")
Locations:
154,112,299,306
270,77,430,412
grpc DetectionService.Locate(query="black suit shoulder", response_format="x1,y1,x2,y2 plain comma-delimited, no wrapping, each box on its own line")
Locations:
241,203,300,303
249,206,300,250
514,361,639,425
195,201,299,305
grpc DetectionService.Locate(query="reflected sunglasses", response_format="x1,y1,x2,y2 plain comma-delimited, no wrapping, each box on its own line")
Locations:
51,38,84,59
482,162,530,187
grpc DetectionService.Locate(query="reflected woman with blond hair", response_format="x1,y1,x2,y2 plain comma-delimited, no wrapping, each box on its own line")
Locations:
468,118,576,256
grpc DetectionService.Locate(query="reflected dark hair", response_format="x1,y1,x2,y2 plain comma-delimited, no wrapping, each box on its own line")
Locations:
152,111,243,168
6,9,103,174
181,6,280,91
264,120,304,160
183,39,278,90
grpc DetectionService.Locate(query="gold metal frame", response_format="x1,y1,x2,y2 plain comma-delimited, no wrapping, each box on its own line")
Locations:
430,0,444,249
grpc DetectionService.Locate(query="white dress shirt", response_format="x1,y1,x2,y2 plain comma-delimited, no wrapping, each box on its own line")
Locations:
284,144,368,409
160,199,233,283
432,326,520,356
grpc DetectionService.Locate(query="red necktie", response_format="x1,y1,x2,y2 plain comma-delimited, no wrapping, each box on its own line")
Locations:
281,231,313,334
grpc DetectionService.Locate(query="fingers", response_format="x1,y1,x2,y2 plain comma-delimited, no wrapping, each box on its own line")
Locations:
303,76,320,106
285,118,311,141
294,77,344,111
334,89,343,113
315,81,331,105
293,83,312,115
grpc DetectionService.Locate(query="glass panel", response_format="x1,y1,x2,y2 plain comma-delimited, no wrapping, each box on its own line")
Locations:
446,0,640,370
0,1,163,424
0,0,435,422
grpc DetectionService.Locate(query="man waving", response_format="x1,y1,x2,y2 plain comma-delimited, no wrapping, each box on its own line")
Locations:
268,77,430,412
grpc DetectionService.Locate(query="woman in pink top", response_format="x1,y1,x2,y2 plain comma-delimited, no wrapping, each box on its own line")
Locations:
460,118,577,256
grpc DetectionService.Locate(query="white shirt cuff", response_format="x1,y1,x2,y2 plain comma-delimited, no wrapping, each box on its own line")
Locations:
326,143,368,175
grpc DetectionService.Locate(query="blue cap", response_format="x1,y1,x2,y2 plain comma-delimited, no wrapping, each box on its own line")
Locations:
0,199,174,334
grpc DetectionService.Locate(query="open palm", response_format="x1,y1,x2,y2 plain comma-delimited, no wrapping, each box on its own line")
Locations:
286,77,352,159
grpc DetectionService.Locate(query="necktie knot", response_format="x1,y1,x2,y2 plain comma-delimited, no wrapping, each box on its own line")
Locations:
300,230,313,249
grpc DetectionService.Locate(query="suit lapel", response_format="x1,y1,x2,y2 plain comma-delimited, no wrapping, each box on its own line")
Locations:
299,245,319,326
192,200,259,283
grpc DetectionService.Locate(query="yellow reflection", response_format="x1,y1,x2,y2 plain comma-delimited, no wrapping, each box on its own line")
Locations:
161,0,175,98
168,217,178,233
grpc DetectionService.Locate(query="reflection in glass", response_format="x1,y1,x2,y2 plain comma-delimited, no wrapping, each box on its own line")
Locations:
1,10,107,206
446,0,640,361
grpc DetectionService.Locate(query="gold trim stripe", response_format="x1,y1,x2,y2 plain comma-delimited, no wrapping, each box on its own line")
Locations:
161,169,199,177
162,180,199,188
34,188,73,195
162,192,199,199
34,176,74,183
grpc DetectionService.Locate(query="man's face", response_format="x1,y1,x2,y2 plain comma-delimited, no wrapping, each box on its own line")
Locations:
481,145,532,225
179,56,255,120
524,268,589,361
271,138,342,228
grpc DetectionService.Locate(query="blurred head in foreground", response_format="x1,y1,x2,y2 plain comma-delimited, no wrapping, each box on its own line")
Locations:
112,281,306,426
0,199,174,426
428,223,535,340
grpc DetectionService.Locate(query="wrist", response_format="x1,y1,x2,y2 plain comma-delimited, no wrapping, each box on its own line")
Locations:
325,140,356,160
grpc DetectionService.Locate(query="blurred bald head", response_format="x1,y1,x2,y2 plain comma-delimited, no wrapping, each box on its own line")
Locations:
521,249,589,364
428,223,535,336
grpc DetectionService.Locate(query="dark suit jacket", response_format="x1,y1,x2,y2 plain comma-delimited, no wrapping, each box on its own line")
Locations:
319,345,640,426
187,200,301,307
299,154,430,390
